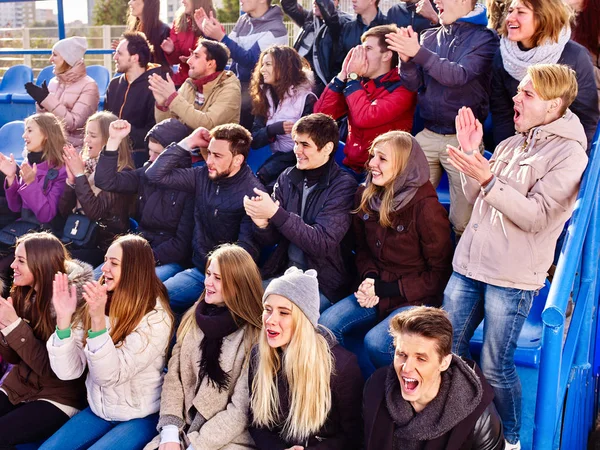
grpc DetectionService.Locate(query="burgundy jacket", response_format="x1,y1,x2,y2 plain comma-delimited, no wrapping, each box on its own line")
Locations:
353,182,453,316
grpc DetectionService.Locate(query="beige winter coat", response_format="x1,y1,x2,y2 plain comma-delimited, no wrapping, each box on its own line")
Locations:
454,109,589,290
154,70,241,130
38,61,100,150
144,309,255,450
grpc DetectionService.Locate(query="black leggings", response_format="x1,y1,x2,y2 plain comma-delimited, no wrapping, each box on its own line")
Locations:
0,392,69,448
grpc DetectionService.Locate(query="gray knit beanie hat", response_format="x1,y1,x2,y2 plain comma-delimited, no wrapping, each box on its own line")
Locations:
53,36,87,67
263,267,320,328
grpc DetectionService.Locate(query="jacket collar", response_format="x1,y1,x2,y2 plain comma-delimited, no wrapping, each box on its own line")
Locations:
210,163,253,187
287,156,336,189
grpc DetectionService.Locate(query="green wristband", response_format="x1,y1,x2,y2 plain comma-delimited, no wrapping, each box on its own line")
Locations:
87,328,108,339
55,325,72,340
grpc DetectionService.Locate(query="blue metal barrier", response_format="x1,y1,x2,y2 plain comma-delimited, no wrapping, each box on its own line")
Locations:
534,125,600,449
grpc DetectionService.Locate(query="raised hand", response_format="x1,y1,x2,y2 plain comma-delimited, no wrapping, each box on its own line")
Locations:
347,45,369,77
338,47,355,80
148,73,176,105
454,107,483,153
181,126,211,150
202,11,226,41
416,0,438,23
20,161,37,185
63,144,85,177
0,296,18,330
82,281,108,332
0,153,18,183
193,7,208,33
106,119,131,151
385,28,414,63
160,37,175,54
53,272,78,330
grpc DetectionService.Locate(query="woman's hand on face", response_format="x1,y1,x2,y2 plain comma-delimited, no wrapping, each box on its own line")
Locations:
0,153,18,184
52,272,78,331
82,281,108,331
0,296,18,330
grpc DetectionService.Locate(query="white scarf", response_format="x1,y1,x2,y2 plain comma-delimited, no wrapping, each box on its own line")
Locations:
500,27,571,81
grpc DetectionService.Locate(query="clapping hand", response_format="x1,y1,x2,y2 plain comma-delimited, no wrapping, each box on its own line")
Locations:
386,27,419,62
0,296,18,330
148,73,177,106
63,144,85,179
0,153,18,185
82,281,108,332
20,161,37,185
24,81,50,105
160,37,175,54
446,107,491,184
202,11,226,41
52,272,77,331
416,0,438,23
193,7,209,33
243,188,280,228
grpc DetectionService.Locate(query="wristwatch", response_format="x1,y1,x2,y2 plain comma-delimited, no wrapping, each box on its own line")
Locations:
348,72,359,81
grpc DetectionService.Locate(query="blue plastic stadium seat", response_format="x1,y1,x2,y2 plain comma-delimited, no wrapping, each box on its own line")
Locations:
87,65,110,110
469,280,550,368
247,145,272,174
12,66,55,104
0,121,25,161
0,65,33,104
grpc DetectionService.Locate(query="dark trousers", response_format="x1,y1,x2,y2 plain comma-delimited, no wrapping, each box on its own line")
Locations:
0,392,69,448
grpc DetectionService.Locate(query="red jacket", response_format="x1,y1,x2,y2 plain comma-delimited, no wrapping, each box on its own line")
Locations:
165,20,201,86
315,69,416,172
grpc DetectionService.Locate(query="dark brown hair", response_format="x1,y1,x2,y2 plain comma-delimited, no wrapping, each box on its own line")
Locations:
210,124,252,161
11,232,69,341
362,24,399,69
389,306,453,361
292,113,339,151
122,31,152,68
572,0,600,54
199,39,230,72
127,0,163,52
250,45,311,118
174,0,215,34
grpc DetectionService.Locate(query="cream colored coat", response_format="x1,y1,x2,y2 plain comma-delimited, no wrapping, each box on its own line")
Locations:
46,299,172,421
144,312,254,450
38,61,100,150
454,109,589,290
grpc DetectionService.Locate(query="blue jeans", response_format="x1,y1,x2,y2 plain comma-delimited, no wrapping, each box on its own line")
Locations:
442,272,535,444
155,263,185,282
319,294,413,368
39,407,158,450
164,267,206,313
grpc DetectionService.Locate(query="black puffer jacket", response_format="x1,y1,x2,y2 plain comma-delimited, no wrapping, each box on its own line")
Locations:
94,148,194,267
254,158,357,302
145,144,264,270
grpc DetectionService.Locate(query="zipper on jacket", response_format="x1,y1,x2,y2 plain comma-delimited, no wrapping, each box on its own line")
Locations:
118,82,132,119
215,185,220,195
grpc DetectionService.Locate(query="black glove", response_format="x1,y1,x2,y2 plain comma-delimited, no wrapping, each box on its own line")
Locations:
24,80,49,105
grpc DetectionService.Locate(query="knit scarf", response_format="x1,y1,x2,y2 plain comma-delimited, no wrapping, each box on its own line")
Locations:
384,356,483,450
500,27,571,81
195,301,239,392
191,71,222,93
367,138,429,214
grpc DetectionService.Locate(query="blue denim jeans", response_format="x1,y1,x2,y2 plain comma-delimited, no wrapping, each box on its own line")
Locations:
319,294,413,368
155,263,185,282
164,267,206,313
442,272,535,444
39,407,158,450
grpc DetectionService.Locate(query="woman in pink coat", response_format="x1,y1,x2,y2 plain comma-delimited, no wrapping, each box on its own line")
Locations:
26,36,100,150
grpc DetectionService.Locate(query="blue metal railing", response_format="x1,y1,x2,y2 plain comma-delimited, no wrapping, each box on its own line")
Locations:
534,125,600,449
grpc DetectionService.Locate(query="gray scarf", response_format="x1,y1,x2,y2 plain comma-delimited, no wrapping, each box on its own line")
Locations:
500,27,571,81
367,137,430,213
384,355,483,450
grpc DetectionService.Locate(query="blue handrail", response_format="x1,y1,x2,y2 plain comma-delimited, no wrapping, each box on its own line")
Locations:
534,124,600,449
0,49,113,55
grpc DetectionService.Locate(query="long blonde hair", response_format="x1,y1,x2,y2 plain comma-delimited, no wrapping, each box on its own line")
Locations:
355,131,413,227
251,304,334,443
83,111,133,172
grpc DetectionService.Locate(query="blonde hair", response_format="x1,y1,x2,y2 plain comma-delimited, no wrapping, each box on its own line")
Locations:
83,111,133,172
25,113,66,168
355,131,413,228
500,0,574,46
251,303,333,443
527,64,578,115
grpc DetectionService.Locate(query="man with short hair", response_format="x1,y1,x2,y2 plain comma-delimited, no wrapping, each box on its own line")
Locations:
315,24,417,173
281,0,352,94
149,39,241,133
363,306,505,449
105,31,162,168
387,0,438,34
444,64,589,450
387,0,498,235
244,113,357,307
145,123,264,312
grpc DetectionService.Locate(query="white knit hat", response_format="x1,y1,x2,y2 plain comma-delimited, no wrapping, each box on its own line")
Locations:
53,36,87,67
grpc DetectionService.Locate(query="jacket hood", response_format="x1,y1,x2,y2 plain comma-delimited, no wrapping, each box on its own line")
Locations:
146,118,193,147
48,259,94,318
524,109,587,152
250,4,284,23
456,3,488,26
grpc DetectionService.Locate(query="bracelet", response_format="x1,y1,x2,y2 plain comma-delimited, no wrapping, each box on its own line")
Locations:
480,174,494,188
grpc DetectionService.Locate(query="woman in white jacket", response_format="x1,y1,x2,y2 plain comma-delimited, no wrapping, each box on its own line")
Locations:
144,243,264,450
41,234,174,450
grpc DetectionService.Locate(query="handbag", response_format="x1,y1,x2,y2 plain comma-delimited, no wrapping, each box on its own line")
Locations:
60,213,98,249
0,220,40,246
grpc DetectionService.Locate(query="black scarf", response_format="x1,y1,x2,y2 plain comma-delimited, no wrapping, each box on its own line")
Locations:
195,301,239,392
384,355,482,450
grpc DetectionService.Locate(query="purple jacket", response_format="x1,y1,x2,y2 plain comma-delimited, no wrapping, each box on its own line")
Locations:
400,8,498,135
4,161,67,223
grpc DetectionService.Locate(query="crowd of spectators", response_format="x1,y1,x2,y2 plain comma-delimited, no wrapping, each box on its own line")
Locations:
0,0,598,448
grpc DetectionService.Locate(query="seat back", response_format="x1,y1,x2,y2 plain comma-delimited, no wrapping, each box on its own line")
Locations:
36,65,55,87
86,65,110,96
0,121,25,159
0,65,34,103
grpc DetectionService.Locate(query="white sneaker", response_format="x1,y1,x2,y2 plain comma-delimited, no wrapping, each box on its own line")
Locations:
505,440,521,450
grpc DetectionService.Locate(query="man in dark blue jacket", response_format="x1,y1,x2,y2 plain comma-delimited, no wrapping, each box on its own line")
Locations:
244,113,357,307
145,123,264,313
387,0,438,34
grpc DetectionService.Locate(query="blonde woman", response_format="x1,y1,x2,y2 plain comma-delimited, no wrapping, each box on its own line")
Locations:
145,244,263,450
249,267,364,449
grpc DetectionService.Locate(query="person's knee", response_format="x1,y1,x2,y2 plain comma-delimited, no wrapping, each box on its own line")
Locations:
365,327,393,368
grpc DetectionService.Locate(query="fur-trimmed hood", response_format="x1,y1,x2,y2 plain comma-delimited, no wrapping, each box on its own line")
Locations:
49,259,94,318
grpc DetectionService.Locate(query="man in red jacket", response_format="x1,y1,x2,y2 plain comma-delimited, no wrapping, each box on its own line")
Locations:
315,24,417,173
